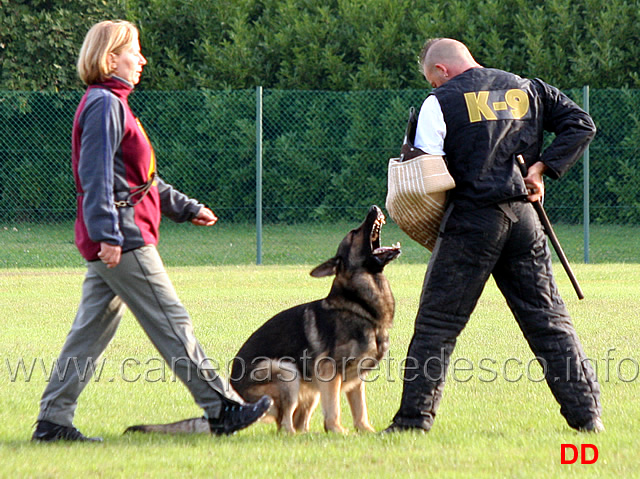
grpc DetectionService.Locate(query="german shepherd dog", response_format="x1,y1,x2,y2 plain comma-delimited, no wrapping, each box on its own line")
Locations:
124,205,400,435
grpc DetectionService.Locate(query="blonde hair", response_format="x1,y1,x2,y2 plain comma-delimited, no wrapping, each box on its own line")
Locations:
77,20,138,85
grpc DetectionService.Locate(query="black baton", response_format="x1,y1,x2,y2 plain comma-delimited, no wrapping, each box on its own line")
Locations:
516,155,584,300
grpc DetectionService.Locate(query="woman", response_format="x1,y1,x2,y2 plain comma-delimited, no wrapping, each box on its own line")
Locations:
32,20,271,442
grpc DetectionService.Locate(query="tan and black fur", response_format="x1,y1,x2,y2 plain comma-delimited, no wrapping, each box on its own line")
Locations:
124,205,400,435
230,205,400,433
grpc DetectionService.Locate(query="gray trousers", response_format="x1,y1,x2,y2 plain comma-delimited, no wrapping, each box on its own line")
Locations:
37,245,240,427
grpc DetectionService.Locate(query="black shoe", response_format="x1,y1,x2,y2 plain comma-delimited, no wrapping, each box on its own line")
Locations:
578,417,605,433
32,420,103,442
381,423,428,434
208,396,273,436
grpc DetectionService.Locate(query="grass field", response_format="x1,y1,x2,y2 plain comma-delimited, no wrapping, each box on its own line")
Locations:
2,220,640,268
1,258,639,478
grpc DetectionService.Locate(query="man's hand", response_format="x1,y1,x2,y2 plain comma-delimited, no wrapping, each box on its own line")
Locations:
98,242,122,268
523,161,547,203
191,207,218,226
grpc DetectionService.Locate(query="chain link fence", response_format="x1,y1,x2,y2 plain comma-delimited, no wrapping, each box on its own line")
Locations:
1,87,639,267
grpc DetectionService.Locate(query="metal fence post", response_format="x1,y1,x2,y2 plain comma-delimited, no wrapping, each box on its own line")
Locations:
256,86,263,265
583,85,590,264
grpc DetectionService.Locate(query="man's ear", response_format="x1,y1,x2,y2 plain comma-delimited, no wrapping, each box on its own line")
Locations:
309,257,340,278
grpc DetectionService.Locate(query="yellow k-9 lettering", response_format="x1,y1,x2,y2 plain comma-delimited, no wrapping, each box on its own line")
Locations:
464,89,531,122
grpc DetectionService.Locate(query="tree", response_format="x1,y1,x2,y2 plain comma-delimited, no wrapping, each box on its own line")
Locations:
2,0,639,91
0,0,129,90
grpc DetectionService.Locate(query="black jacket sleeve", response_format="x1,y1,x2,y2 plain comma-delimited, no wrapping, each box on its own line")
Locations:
533,78,596,179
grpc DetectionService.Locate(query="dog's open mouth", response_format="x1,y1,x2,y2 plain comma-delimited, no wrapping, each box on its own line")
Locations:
371,208,401,262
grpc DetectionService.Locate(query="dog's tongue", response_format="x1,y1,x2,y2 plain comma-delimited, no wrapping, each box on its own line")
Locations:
373,243,401,255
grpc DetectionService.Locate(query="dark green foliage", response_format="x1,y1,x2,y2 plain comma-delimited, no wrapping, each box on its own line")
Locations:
3,0,640,91
1,0,640,226
0,0,129,90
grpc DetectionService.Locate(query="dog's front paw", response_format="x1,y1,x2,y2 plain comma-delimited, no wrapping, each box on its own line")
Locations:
324,422,348,434
355,423,376,433
278,423,297,434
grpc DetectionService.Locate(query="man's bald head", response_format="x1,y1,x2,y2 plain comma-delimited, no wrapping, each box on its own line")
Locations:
419,38,481,87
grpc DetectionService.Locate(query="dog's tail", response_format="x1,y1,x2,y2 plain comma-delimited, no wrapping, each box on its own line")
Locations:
124,416,210,435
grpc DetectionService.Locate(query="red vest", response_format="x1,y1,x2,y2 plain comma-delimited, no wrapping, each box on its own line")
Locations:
72,77,159,260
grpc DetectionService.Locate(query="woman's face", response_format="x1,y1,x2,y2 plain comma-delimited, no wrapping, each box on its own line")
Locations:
111,34,147,85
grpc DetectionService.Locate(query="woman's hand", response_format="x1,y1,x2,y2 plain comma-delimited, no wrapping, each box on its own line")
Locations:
98,242,122,268
191,207,218,226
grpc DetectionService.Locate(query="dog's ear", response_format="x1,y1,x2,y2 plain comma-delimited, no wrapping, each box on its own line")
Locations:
310,257,340,278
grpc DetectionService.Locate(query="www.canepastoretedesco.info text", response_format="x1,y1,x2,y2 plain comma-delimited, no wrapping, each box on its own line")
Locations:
2,348,637,384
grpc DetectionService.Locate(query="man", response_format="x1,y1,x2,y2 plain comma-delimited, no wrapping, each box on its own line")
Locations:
386,38,602,433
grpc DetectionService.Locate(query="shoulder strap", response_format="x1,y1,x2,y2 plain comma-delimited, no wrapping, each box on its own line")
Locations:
400,106,426,161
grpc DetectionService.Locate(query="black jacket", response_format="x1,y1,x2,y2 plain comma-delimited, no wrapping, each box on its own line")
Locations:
433,68,596,208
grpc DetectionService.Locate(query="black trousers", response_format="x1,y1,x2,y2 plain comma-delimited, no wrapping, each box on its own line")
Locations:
392,200,601,430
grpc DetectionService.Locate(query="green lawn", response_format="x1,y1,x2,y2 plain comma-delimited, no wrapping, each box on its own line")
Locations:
2,221,640,268
1,263,638,478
